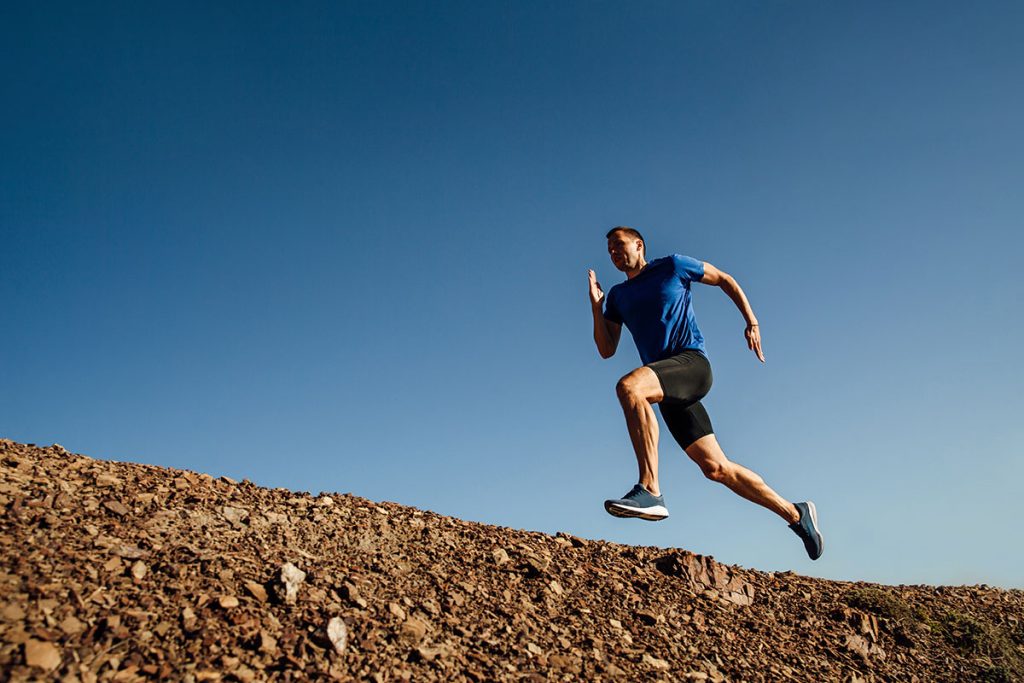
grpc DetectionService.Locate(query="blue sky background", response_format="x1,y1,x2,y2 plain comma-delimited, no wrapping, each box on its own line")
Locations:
2,2,1021,589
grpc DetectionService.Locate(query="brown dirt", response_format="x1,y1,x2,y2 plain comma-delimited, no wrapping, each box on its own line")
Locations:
2,438,1022,682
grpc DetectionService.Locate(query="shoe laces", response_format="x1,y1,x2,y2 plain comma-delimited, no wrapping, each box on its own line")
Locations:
622,484,646,500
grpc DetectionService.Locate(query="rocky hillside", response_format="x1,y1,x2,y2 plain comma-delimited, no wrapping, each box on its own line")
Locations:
1,439,1022,682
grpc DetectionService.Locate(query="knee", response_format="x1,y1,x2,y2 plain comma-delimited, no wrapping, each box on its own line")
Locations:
615,376,638,402
701,461,730,483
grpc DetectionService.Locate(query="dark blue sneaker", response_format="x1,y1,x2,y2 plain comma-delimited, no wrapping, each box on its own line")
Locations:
789,501,824,560
604,484,669,521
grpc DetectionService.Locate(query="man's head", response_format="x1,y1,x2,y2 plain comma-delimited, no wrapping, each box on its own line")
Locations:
606,226,646,272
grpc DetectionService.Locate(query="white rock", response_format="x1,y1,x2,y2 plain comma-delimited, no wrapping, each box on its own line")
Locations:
278,562,307,604
327,617,348,654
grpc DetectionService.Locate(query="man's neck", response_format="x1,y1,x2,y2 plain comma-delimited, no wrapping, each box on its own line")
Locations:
625,259,648,279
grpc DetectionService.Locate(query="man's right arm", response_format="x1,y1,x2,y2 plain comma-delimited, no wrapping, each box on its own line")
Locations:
593,306,621,359
588,269,621,358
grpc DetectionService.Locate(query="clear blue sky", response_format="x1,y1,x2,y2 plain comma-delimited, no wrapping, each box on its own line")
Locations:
3,2,1022,589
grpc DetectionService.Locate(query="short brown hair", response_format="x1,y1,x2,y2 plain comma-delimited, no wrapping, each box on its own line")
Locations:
606,226,645,254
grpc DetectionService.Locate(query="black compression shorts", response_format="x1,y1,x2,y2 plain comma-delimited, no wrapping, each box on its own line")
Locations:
646,349,714,449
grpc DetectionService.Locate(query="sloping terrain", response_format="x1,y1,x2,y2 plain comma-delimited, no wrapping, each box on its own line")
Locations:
1,438,1022,682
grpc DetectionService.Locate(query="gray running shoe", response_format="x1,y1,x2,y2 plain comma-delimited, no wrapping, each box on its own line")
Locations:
604,484,669,521
789,501,824,560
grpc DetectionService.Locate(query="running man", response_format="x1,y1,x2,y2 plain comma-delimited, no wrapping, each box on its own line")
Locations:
589,226,823,560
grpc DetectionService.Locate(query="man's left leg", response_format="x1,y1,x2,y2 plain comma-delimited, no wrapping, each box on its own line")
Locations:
683,434,824,560
682,434,798,523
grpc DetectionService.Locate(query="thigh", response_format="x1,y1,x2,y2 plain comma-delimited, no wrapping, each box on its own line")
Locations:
646,350,713,406
659,400,715,450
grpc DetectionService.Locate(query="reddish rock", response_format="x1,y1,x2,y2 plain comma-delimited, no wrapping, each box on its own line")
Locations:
0,438,1020,683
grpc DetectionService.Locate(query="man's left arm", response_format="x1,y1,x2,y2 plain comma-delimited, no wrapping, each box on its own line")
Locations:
700,262,765,363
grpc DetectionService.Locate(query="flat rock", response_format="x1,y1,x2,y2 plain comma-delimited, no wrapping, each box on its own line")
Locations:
24,639,61,670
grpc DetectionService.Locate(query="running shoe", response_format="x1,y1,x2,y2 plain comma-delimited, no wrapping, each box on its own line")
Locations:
789,501,824,560
603,484,669,521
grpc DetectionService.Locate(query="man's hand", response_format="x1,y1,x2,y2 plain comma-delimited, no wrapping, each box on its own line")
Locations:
588,269,605,308
745,323,765,363
590,269,621,358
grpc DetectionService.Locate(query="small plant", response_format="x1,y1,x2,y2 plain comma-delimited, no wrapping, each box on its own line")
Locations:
936,610,1024,682
843,586,916,626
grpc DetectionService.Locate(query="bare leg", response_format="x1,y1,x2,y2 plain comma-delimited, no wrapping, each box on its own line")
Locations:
684,434,800,523
615,368,665,495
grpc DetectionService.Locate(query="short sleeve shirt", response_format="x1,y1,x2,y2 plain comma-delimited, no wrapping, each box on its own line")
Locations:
603,254,707,365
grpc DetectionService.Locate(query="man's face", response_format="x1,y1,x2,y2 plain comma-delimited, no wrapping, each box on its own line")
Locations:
607,231,643,271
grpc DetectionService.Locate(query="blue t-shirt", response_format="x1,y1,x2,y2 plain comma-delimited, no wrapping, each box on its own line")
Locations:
603,254,707,365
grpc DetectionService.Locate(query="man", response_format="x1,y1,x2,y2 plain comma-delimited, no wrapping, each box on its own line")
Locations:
588,226,823,560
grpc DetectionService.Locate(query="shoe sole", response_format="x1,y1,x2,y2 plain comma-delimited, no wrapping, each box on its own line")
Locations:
806,501,824,558
604,501,669,521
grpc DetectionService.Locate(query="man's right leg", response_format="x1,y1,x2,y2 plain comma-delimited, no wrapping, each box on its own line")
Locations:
603,367,670,521
614,367,664,495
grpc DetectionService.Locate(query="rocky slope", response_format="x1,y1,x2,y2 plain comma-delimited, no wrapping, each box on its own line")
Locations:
1,438,1022,682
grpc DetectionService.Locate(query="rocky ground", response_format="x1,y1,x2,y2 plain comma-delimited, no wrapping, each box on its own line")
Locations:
1,438,1022,682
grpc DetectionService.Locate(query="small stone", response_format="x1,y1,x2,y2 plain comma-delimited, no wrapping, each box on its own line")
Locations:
549,580,564,596
276,562,306,604
218,595,239,609
492,548,509,565
642,653,670,670
95,474,121,487
342,582,362,602
181,607,198,632
389,602,407,621
637,610,659,625
724,591,752,606
417,645,450,661
400,618,428,644
243,580,268,603
102,500,130,516
317,496,335,507
259,631,278,655
131,561,148,580
549,654,582,673
113,543,145,559
24,639,62,670
2,603,26,621
605,663,627,677
609,619,623,629
846,634,870,659
222,506,248,526
59,615,85,636
524,554,550,575
340,582,367,609
327,617,348,654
